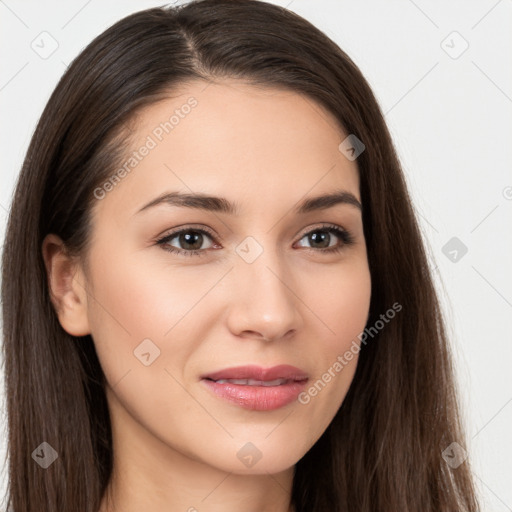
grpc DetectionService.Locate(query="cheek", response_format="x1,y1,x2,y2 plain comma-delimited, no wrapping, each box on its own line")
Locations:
310,258,372,349
84,250,209,437
84,245,223,382
87,242,194,334
294,259,371,422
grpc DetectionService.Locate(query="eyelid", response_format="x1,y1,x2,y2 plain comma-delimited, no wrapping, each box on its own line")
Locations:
155,223,217,241
295,222,346,239
157,222,350,241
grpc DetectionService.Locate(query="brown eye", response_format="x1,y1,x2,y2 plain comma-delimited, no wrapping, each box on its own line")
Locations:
295,224,354,253
156,228,216,257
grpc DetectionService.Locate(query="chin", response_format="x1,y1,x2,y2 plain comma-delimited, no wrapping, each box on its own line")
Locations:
207,436,309,475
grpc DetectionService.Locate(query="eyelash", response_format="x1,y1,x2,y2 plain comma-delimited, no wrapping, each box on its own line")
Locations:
155,223,355,258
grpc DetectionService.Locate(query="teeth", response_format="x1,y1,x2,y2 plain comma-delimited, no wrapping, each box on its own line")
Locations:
214,378,288,386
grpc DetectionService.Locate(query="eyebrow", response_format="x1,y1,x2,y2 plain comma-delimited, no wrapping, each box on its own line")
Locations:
135,189,362,216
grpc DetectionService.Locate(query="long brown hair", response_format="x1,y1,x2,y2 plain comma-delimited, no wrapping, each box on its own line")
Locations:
1,1,479,510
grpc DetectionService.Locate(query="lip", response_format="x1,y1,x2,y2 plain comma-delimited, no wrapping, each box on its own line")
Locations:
201,364,309,382
201,365,309,411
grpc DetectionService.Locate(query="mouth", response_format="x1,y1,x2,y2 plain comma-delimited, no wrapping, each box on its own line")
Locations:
200,364,309,411
201,364,309,382
204,377,294,386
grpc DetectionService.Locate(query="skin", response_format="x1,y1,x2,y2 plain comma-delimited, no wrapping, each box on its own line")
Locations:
42,79,372,512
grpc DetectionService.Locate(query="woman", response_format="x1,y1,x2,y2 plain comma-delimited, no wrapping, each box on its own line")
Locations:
1,0,479,510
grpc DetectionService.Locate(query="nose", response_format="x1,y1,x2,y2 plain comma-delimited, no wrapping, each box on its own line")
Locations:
224,242,304,343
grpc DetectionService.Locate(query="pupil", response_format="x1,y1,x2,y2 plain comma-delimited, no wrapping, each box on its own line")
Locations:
310,231,329,248
181,231,202,250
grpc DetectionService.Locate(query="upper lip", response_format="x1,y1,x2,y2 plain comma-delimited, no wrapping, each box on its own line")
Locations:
202,364,309,382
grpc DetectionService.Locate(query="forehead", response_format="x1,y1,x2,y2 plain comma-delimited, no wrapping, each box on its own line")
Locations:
92,79,361,221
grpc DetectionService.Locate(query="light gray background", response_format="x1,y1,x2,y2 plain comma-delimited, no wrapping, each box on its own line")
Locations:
1,0,511,510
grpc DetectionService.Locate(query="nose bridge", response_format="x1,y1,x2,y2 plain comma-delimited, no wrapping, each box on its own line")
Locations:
234,234,291,304
226,233,301,339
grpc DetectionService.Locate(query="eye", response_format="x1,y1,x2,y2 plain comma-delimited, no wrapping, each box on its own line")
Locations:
156,227,217,257
295,224,354,254
156,223,354,257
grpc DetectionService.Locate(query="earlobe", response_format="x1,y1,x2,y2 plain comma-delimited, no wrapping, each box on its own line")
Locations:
41,233,91,336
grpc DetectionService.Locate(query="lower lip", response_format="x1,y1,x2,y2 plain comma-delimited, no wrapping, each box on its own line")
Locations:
201,379,308,411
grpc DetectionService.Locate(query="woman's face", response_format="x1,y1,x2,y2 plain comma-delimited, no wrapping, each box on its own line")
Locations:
74,79,371,475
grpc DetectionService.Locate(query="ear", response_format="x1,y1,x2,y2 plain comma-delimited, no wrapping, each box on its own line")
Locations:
41,233,91,336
